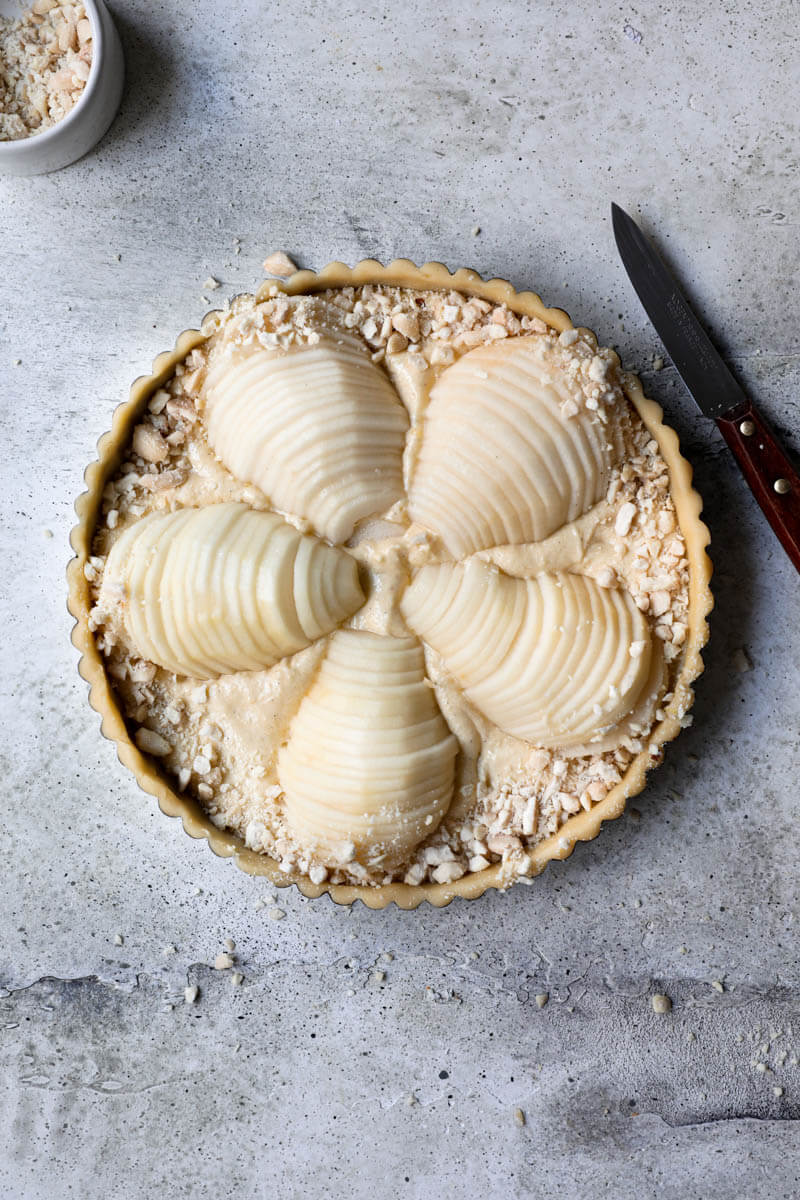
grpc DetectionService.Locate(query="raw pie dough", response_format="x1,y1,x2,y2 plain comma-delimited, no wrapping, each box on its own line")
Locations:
87,283,693,888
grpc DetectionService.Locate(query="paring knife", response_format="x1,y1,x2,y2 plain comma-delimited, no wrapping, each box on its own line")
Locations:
611,202,800,573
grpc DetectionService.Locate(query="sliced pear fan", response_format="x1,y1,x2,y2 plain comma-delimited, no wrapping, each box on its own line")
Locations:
101,503,365,678
278,631,458,866
407,337,614,555
204,340,409,543
401,560,656,748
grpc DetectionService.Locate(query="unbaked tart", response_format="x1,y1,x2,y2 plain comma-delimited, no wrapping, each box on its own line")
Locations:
68,259,712,908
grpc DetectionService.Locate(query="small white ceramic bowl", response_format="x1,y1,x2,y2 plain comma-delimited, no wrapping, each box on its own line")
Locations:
0,0,124,175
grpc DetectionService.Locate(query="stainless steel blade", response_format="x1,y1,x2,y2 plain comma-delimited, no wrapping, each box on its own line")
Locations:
611,203,747,420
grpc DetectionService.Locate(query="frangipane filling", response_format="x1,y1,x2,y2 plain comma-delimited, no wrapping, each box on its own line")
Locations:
88,284,691,887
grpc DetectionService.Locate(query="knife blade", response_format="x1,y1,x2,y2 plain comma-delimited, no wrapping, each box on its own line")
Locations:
611,202,800,573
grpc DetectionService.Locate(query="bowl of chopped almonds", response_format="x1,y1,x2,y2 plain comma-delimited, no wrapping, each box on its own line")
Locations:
0,0,123,174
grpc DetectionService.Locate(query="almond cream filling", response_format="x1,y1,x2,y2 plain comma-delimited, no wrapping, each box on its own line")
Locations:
88,285,690,887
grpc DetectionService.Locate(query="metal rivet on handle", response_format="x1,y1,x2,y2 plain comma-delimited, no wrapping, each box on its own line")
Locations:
774,478,791,495
739,420,755,436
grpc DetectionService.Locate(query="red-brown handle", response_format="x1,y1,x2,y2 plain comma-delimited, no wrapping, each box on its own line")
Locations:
716,400,800,573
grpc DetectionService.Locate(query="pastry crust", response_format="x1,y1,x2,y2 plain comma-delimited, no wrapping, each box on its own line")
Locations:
67,258,713,909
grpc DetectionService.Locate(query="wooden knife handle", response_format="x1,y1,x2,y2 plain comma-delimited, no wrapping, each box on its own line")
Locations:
716,400,800,573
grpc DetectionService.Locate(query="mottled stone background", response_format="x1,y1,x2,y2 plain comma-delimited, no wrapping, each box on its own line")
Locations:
1,1,799,1195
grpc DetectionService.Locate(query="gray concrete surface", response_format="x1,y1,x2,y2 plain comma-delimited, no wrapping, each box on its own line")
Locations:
1,1,799,1195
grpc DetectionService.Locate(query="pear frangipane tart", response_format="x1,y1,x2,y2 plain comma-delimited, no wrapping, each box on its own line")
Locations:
83,271,701,891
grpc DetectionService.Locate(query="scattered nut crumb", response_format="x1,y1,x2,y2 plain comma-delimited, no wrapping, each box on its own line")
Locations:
615,501,637,537
134,727,172,757
132,424,169,464
184,985,199,1004
391,311,420,342
513,1108,526,1126
268,907,286,921
773,1086,784,1097
535,993,549,1009
262,251,297,277
711,979,725,993
596,565,616,588
651,993,672,1014
652,355,664,371
231,972,244,986
203,276,221,290
113,933,124,946
214,953,234,970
